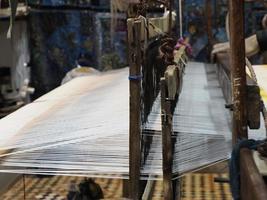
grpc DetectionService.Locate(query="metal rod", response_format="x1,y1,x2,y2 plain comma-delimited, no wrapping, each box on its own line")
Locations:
229,0,248,144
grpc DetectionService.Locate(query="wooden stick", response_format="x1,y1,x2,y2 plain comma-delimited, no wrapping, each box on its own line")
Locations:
128,19,142,200
229,0,248,144
161,77,174,200
160,45,187,200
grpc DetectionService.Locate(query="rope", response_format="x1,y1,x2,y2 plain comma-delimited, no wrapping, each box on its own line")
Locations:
129,75,143,81
159,36,176,65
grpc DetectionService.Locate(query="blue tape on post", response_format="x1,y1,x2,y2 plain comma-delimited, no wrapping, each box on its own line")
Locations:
128,75,142,81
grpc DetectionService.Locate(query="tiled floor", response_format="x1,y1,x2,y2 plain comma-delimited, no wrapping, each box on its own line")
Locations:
1,176,122,200
181,173,232,200
1,173,231,200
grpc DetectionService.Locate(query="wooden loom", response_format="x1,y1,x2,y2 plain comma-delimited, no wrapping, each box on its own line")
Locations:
127,6,188,198
0,4,189,200
0,2,232,200
160,45,187,200
1,1,266,200
213,1,267,200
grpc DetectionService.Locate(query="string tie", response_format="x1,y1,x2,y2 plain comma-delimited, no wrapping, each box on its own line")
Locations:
128,75,142,81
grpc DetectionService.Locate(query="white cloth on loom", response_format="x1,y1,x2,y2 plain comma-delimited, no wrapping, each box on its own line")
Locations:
0,68,130,178
145,62,232,136
0,68,129,153
0,63,265,179
0,63,232,178
144,62,232,175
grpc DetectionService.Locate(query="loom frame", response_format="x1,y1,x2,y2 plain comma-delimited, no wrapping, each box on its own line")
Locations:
127,9,188,199
160,46,187,200
127,6,177,198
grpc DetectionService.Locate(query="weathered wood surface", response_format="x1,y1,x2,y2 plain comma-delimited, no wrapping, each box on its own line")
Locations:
160,48,187,200
229,0,248,143
161,78,174,200
240,149,267,200
253,150,267,176
127,13,177,199
216,53,232,104
216,53,261,130
128,19,142,200
164,65,179,100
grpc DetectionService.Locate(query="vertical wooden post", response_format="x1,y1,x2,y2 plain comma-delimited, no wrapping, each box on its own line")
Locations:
169,0,173,33
205,0,213,55
128,19,142,200
229,0,248,144
122,179,129,198
161,78,174,200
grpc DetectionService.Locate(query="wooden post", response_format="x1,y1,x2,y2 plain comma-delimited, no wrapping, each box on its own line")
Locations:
229,0,248,144
240,149,267,200
205,0,213,55
161,78,174,200
169,0,173,33
122,179,129,198
128,19,142,200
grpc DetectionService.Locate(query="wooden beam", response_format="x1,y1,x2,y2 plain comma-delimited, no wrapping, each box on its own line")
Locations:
160,46,187,200
128,19,142,200
229,0,248,144
240,149,267,200
161,77,173,200
164,65,179,100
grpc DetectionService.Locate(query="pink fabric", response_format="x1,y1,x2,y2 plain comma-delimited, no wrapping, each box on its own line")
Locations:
175,37,192,56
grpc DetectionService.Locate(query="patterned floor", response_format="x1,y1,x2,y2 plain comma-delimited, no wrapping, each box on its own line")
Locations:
181,173,232,200
1,176,123,200
1,173,231,200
